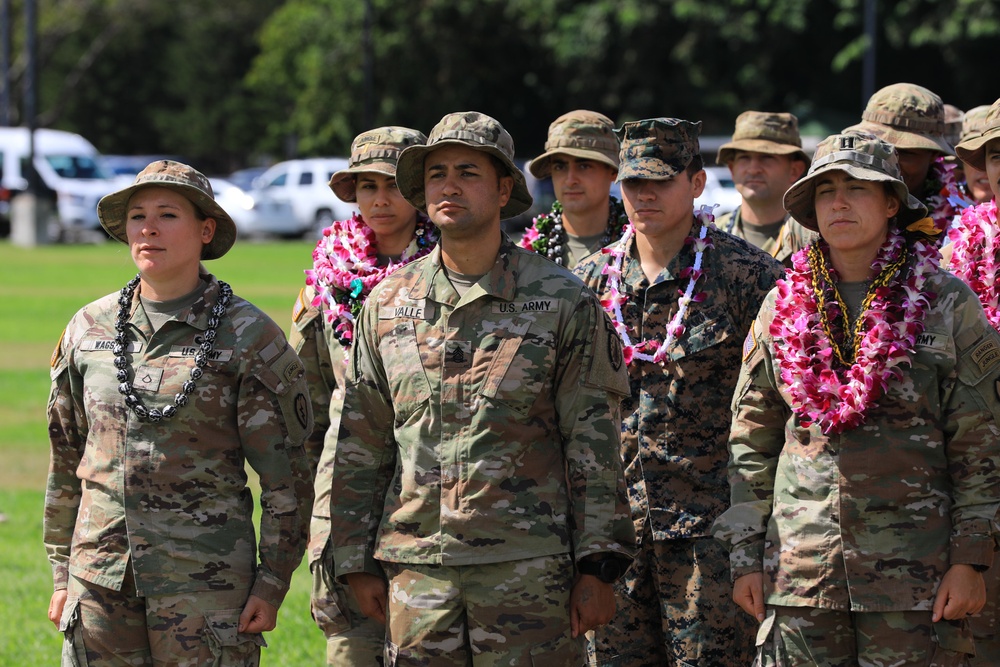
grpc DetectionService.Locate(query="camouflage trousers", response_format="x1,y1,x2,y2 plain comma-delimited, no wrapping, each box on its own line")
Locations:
755,606,975,666
968,556,1000,666
587,533,754,667
381,553,585,666
59,569,265,666
311,559,385,665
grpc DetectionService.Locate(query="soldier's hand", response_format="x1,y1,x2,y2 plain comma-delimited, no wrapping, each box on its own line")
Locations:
48,589,68,627
570,575,616,637
733,572,766,622
345,572,388,624
932,563,986,622
239,595,278,633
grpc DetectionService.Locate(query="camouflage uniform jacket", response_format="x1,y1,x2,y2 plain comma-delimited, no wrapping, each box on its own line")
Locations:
45,273,314,608
329,237,636,578
573,222,783,543
713,271,1000,612
289,284,349,566
716,205,816,267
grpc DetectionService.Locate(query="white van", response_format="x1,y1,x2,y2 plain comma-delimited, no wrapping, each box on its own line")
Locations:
0,127,119,237
252,158,358,238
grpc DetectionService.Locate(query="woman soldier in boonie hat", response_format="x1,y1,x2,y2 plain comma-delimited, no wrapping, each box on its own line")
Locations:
715,131,1000,665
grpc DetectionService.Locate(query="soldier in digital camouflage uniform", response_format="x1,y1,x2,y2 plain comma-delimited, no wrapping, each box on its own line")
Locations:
573,118,783,667
715,110,816,267
44,161,314,666
844,82,959,235
520,110,628,268
289,126,435,665
327,111,636,666
954,98,1000,667
713,131,1000,666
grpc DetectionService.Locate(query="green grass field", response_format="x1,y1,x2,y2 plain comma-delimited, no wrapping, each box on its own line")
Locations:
0,238,329,665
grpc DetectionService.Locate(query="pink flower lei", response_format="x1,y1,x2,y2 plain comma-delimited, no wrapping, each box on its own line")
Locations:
304,211,438,347
948,199,1000,331
599,205,716,365
771,227,939,434
924,156,964,237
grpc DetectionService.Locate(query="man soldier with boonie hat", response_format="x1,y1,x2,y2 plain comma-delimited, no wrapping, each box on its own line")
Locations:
573,118,783,667
520,110,628,268
327,111,635,666
289,126,437,665
716,110,816,266
844,82,961,234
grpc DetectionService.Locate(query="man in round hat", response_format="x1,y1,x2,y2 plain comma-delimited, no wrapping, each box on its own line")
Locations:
573,117,784,667
716,110,815,266
326,111,636,665
521,110,628,268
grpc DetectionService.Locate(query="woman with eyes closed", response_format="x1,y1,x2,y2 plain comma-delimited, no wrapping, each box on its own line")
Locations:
713,131,1000,667
44,160,314,666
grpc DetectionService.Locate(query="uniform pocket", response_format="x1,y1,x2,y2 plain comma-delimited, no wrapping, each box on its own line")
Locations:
203,609,267,667
311,556,352,636
59,595,89,667
930,618,975,667
380,321,432,422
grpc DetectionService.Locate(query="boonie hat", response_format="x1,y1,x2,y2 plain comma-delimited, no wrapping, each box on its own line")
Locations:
395,111,533,220
716,111,810,166
526,110,620,179
329,126,427,202
97,160,237,260
843,82,953,155
959,105,993,145
616,118,701,182
783,131,927,232
944,104,964,150
955,98,1000,171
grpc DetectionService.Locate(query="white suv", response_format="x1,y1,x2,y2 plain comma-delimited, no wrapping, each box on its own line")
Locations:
252,158,358,237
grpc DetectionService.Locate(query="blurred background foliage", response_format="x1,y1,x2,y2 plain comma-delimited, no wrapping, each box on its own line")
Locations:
2,0,999,173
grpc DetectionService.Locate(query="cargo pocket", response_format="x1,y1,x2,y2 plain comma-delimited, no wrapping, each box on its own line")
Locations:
59,595,89,667
930,618,975,667
529,632,584,665
203,609,267,667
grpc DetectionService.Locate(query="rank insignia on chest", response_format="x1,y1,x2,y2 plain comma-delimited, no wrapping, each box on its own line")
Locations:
445,341,473,368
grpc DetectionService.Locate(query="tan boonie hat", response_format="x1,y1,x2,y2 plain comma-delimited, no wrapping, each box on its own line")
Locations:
716,111,810,166
783,131,927,232
944,104,964,149
955,98,1000,171
616,118,701,182
526,110,619,179
98,160,237,260
329,126,427,202
959,105,993,145
396,111,532,220
843,82,953,155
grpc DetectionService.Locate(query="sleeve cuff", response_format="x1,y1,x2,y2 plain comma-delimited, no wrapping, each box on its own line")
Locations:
249,568,290,609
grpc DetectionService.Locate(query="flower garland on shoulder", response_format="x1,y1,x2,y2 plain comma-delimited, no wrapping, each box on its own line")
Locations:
599,205,716,365
519,196,628,265
923,156,964,237
771,225,939,434
947,198,1000,331
305,211,438,347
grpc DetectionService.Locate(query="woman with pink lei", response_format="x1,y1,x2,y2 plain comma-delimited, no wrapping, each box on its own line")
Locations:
288,126,438,665
713,131,1000,666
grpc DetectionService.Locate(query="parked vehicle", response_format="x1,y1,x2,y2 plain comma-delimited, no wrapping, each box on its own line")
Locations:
226,166,268,193
251,158,358,237
695,166,742,216
101,154,185,179
0,127,119,239
209,177,299,239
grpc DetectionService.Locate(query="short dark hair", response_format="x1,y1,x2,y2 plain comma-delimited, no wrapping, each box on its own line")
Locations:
685,154,704,177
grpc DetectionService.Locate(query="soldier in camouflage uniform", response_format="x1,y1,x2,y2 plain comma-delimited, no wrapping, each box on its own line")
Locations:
713,131,1000,666
45,161,314,666
715,111,816,266
520,110,628,268
327,111,636,666
573,118,784,667
289,126,436,665
957,104,996,206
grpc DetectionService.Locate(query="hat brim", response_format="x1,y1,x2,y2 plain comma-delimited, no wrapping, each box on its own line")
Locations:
716,140,811,166
956,126,1000,171
526,148,619,179
845,121,955,156
616,157,689,183
97,182,237,260
396,140,533,220
328,162,398,203
783,162,927,232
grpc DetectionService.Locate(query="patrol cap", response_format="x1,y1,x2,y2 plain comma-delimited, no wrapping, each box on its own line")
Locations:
396,111,533,220
783,131,927,232
955,98,1000,171
328,126,427,203
843,82,953,155
98,160,237,260
526,110,620,179
615,118,701,182
716,111,810,166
